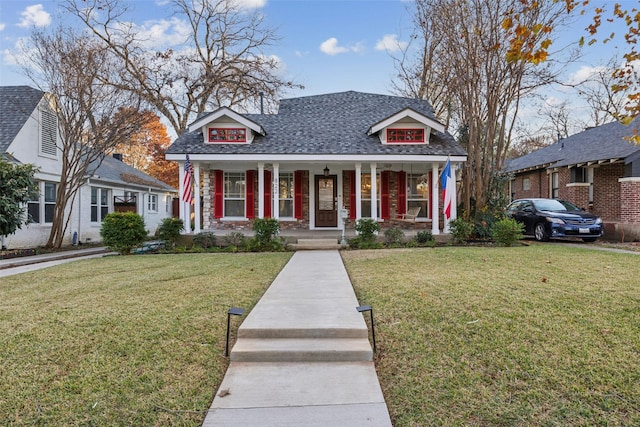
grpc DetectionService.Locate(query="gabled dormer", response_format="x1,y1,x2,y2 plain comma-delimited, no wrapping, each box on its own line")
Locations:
188,107,266,144
366,107,445,145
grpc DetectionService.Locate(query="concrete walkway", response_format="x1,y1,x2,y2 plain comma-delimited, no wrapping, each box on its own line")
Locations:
0,246,113,277
202,250,392,427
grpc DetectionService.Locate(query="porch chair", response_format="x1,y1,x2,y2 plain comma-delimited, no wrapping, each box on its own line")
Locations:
397,206,421,222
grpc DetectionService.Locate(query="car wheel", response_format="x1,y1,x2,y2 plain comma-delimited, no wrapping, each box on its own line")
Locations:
582,237,597,243
534,222,549,242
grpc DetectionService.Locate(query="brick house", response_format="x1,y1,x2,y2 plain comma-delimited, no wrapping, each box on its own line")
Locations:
166,91,467,236
503,119,640,241
1,86,177,249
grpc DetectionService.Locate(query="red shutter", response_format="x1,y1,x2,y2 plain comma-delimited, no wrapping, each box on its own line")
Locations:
349,170,356,219
294,170,303,219
214,170,224,219
246,169,255,219
381,170,390,220
264,170,272,218
397,171,407,216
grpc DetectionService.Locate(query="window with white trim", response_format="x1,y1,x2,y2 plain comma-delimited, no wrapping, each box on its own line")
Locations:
361,173,380,217
522,177,531,191
91,187,110,222
407,173,429,219
550,172,559,198
224,172,245,217
208,128,246,142
386,128,424,143
147,194,158,212
40,108,58,157
27,181,57,224
279,173,294,217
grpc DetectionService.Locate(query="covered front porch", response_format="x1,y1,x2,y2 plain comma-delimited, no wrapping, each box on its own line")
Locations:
178,157,462,236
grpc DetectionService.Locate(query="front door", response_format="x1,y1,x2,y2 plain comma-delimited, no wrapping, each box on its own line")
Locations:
315,175,337,227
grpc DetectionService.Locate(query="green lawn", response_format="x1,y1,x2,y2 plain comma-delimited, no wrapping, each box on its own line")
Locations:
0,253,291,426
342,245,640,426
2,246,638,426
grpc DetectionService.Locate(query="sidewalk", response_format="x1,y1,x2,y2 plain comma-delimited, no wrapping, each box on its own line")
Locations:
0,246,113,277
202,250,392,427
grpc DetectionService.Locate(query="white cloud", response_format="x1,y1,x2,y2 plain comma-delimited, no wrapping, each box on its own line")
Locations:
18,4,51,28
320,37,364,56
232,0,267,9
0,23,6,32
375,34,407,53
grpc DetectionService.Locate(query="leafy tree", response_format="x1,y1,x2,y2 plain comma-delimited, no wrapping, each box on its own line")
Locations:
0,158,38,245
65,0,303,135
20,26,153,248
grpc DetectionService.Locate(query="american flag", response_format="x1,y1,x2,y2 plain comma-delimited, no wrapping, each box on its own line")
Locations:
182,154,193,204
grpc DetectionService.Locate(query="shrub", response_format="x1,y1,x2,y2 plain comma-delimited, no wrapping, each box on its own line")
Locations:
223,231,246,249
156,217,184,247
384,227,405,246
348,236,383,250
354,218,380,243
100,212,147,255
415,230,434,244
247,218,285,251
449,217,474,244
193,232,216,249
492,217,524,247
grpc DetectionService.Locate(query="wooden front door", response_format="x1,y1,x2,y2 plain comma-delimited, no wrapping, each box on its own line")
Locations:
315,175,337,227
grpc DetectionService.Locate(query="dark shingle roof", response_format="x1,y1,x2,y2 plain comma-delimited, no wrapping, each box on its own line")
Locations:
0,86,46,155
90,155,176,192
167,91,465,157
504,118,640,173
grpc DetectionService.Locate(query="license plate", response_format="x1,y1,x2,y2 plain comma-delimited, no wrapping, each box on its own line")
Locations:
579,228,590,234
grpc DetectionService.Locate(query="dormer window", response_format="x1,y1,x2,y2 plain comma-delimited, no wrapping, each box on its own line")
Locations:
386,128,424,143
209,128,246,143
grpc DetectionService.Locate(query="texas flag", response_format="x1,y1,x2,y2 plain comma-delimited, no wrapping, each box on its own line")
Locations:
440,158,454,220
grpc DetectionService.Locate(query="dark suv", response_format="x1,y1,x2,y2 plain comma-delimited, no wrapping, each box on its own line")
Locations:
506,198,604,242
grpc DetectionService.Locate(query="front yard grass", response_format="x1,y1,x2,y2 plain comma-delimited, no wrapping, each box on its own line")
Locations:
342,245,640,426
0,253,291,426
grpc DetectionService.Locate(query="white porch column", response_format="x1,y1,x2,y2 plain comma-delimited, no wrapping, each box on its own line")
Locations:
370,162,377,220
355,163,362,219
193,162,201,233
258,163,265,218
431,163,440,235
178,162,187,231
273,163,280,219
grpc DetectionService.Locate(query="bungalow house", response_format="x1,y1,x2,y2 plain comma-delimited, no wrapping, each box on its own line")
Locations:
503,118,640,241
0,85,177,249
166,91,467,236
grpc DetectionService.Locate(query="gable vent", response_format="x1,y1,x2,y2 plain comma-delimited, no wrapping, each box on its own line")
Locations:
40,109,58,156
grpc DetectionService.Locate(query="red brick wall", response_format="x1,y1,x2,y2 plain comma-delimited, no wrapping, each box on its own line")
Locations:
592,163,624,221
620,178,640,223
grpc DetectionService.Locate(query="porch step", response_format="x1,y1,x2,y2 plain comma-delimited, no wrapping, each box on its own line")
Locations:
289,238,344,251
230,338,373,362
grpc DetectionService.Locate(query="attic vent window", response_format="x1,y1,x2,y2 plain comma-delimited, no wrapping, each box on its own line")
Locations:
40,108,58,156
387,128,424,143
208,128,246,143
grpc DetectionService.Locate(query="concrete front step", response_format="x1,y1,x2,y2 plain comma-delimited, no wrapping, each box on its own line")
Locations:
289,238,345,251
238,325,368,339
231,338,373,362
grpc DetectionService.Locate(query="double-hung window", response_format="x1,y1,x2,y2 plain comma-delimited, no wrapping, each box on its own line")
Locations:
361,173,380,218
224,172,245,217
550,172,559,198
91,187,110,222
27,181,57,224
407,173,429,219
279,173,294,217
148,194,158,212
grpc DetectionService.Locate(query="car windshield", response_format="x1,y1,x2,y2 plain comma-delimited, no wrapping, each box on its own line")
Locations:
533,199,567,212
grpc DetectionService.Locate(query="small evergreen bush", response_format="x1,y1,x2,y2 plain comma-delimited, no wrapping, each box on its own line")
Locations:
248,218,285,251
492,217,524,247
100,212,147,255
156,217,184,247
223,231,246,249
193,231,216,249
415,230,434,244
384,227,405,246
449,217,474,244
354,218,380,243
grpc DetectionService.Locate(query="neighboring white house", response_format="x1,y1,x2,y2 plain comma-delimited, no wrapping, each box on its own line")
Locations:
166,91,467,235
1,86,177,249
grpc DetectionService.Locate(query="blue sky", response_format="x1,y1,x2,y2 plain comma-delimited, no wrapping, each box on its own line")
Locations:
0,0,631,136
